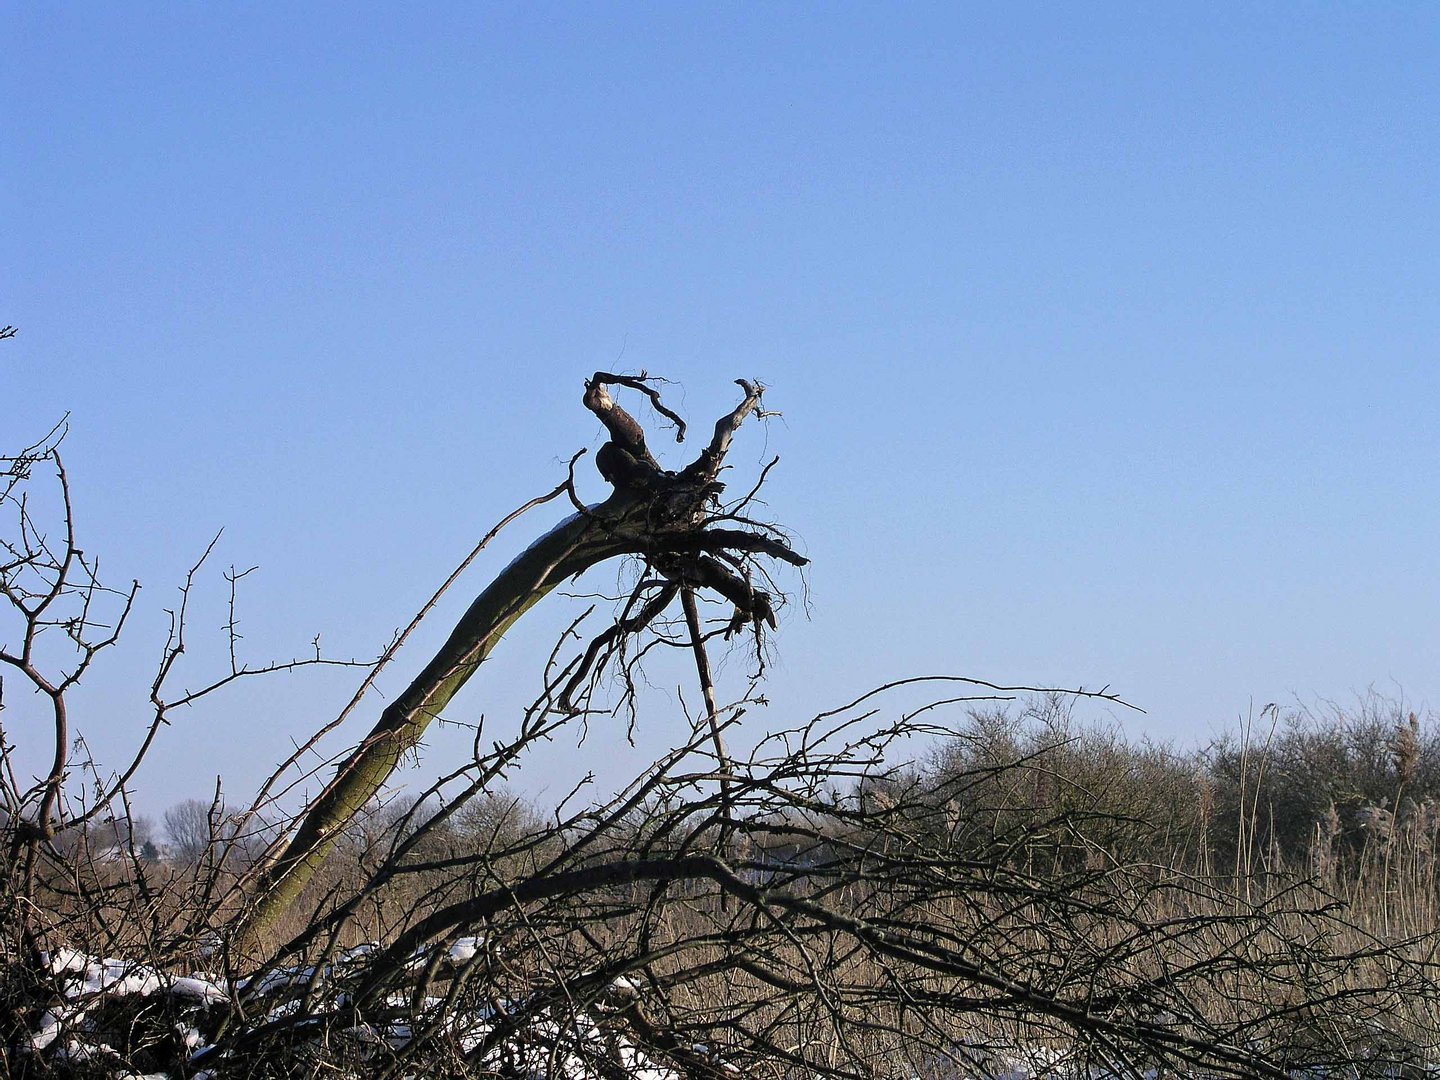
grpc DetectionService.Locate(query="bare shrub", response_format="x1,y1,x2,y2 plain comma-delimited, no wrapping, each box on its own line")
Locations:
1208,697,1440,869
4,380,1439,1079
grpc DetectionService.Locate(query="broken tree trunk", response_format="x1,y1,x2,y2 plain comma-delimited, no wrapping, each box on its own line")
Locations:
233,375,804,956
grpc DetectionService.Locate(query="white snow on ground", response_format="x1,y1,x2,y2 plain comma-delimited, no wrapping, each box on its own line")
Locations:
445,934,482,964
235,941,385,998
8,949,1260,1080
168,975,227,1002
27,942,687,1079
30,944,1402,1080
30,949,227,1053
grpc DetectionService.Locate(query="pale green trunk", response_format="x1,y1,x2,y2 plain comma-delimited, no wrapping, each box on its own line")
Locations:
234,492,640,954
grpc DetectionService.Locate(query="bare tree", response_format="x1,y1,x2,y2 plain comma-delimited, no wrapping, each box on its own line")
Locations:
0,413,366,957
235,374,806,951
3,372,1438,1079
163,798,223,863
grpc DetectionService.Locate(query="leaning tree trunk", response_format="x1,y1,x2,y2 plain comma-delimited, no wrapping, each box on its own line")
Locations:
233,375,802,955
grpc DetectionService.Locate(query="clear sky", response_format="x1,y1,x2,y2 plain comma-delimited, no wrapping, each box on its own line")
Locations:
4,5,1439,818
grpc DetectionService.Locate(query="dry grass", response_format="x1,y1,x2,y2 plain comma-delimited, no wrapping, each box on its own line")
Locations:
10,698,1440,1078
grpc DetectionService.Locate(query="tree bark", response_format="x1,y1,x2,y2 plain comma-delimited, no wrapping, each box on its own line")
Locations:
233,375,799,956
232,492,645,955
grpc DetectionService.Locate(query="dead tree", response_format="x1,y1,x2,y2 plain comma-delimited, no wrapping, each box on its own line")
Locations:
181,677,1438,1080
0,421,366,959
6,375,1439,1080
234,374,806,953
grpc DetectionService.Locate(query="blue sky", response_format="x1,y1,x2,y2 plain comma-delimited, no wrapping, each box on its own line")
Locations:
4,5,1439,816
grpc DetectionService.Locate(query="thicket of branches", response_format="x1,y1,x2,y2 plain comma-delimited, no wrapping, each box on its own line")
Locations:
3,372,1438,1079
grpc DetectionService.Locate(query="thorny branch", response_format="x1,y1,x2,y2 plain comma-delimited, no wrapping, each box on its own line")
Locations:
5,376,1434,1080
0,431,367,946
232,374,805,950
199,678,1436,1080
